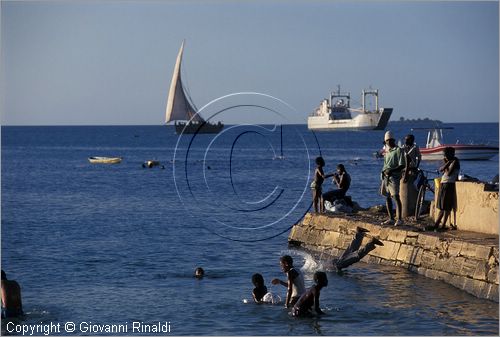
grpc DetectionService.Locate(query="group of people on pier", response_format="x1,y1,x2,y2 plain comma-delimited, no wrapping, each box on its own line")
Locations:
311,130,460,231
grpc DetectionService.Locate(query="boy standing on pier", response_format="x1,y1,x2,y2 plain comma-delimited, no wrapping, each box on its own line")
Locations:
380,131,406,226
311,156,334,213
402,134,421,175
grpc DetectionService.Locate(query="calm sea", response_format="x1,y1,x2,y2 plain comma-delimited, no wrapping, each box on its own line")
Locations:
1,123,498,335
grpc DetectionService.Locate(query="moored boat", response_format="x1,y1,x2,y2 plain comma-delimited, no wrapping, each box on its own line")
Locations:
142,160,163,168
416,128,499,161
88,156,122,164
307,86,392,131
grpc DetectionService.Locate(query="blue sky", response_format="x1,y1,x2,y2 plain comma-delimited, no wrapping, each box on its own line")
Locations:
1,0,498,125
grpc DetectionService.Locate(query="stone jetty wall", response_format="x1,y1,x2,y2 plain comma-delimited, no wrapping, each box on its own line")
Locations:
289,213,499,302
432,181,499,235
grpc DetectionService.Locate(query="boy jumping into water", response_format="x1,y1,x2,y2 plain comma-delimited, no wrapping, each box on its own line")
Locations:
272,255,306,308
332,227,384,271
292,271,328,317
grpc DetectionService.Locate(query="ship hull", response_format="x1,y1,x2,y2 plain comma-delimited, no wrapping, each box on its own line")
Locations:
421,144,499,161
308,108,392,131
175,121,224,134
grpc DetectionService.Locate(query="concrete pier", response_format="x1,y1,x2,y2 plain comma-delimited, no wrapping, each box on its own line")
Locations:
288,212,499,302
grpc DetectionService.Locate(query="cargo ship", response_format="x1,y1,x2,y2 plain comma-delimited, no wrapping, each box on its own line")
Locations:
307,86,392,131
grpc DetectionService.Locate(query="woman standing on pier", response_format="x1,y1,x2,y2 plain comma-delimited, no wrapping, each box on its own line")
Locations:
433,147,460,230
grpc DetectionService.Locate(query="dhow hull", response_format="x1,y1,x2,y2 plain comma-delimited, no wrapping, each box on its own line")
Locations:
175,121,224,134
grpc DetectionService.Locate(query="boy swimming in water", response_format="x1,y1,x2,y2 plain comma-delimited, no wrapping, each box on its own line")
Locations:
194,267,205,279
292,271,328,317
251,273,268,303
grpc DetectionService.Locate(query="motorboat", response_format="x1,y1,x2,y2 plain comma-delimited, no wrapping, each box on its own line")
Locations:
415,128,499,161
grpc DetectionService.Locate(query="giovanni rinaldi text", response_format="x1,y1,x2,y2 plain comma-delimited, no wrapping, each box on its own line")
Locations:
6,321,172,335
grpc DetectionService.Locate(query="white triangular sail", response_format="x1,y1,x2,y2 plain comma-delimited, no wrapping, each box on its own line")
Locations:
165,41,204,123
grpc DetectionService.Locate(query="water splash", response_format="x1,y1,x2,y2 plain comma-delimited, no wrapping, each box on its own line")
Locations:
262,292,282,304
280,249,327,274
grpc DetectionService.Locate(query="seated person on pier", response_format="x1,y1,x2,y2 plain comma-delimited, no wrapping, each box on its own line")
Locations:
332,227,384,271
323,164,351,203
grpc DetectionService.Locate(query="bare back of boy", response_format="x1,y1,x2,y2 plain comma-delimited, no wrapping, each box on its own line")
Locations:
292,286,322,317
1,280,23,317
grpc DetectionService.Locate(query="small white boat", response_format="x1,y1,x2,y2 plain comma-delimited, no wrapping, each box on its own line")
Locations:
416,128,499,161
88,156,122,164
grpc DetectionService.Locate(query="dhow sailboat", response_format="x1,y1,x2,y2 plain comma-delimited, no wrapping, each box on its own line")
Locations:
164,41,224,134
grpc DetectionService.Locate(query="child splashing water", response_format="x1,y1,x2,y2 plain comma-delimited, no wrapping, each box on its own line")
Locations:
251,273,268,303
250,273,281,304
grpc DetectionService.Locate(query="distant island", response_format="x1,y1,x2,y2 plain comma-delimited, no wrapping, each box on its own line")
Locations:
389,117,443,126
